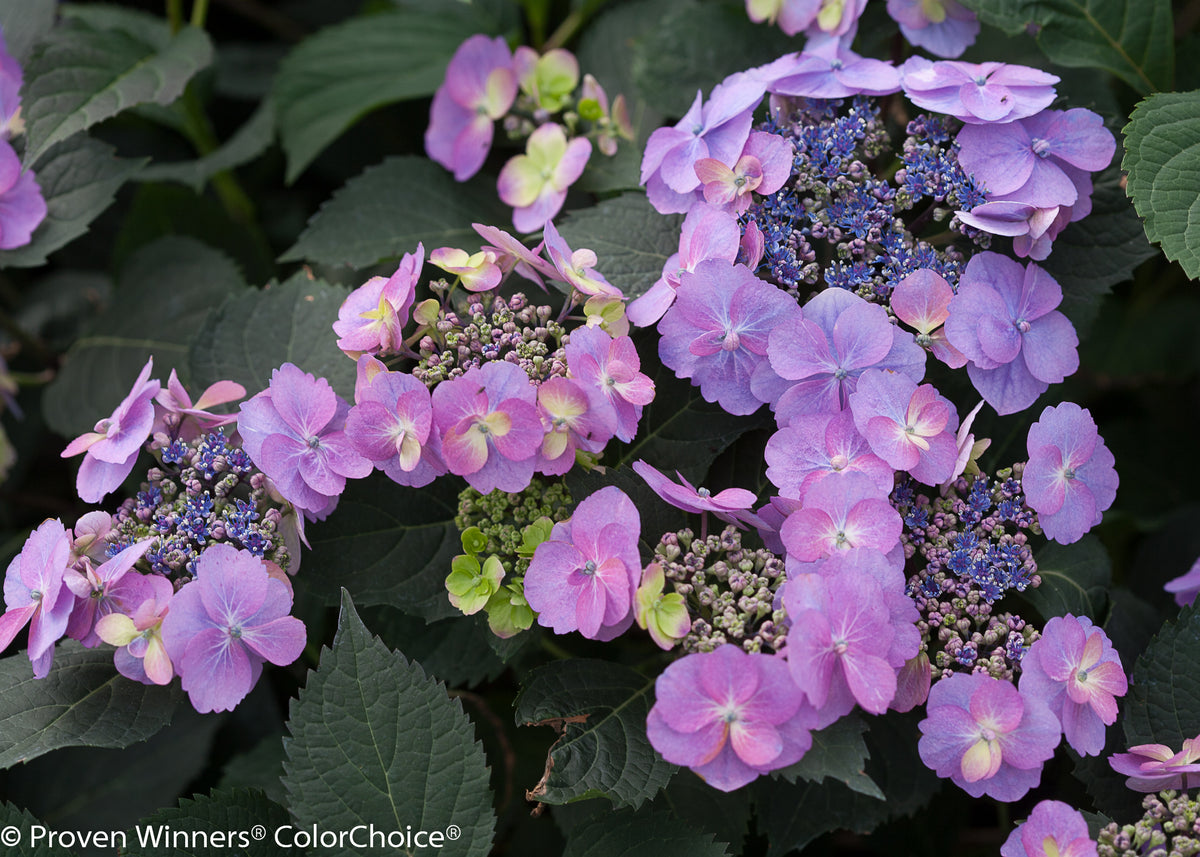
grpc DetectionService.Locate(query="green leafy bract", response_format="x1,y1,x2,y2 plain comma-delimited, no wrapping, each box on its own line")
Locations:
282,591,495,857
0,135,145,269
273,7,504,182
515,659,675,808
42,236,245,438
280,156,509,269
959,0,1173,94
122,789,299,856
557,194,683,301
1123,90,1200,280
187,271,355,401
303,475,463,621
1123,604,1200,748
0,641,180,770
21,14,213,166
1021,535,1112,622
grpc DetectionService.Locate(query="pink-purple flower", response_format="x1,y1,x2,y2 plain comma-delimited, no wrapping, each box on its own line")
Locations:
764,410,893,501
345,361,445,488
0,519,73,678
564,325,654,442
523,486,641,640
160,544,306,713
498,124,592,233
425,35,518,181
848,368,960,486
1018,614,1126,756
765,45,901,100
1165,556,1200,607
1000,800,1097,857
646,645,818,791
1109,736,1200,792
0,138,46,249
237,363,373,519
633,459,758,526
887,0,979,58
333,244,424,355
1023,402,1118,545
61,357,161,503
899,58,1058,123
917,671,1060,801
779,472,902,562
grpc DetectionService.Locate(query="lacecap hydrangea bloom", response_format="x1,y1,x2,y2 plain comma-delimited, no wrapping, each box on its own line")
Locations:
1000,799,1097,857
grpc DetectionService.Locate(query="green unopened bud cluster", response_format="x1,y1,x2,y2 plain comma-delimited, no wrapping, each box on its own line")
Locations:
654,525,787,655
1098,790,1200,856
455,478,574,576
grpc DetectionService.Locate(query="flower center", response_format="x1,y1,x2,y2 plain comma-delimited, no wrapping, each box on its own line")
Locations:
307,435,322,450
582,560,597,576
1014,318,1031,334
697,487,711,498
829,453,849,471
1064,467,1076,480
1030,137,1051,158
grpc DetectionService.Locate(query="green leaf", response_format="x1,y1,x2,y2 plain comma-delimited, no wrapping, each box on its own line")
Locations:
303,476,463,621
1043,171,1158,337
958,0,1173,94
557,194,682,301
217,736,288,806
613,343,770,483
861,710,941,819
281,156,509,269
138,99,275,191
0,0,57,64
752,774,890,857
562,808,730,857
1021,535,1112,622
42,236,244,438
0,641,180,770
649,773,751,853
122,789,300,856
1123,604,1200,748
187,271,355,401
774,715,883,800
0,135,145,269
273,8,500,182
1123,90,1200,280
362,606,508,688
1073,750,1146,823
628,0,795,117
282,591,496,857
21,17,213,166
515,659,676,808
0,802,73,856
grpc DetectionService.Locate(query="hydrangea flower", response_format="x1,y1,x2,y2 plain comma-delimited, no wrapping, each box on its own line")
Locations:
1018,614,1126,756
1022,402,1117,544
237,363,373,519
887,0,979,58
0,26,23,139
564,325,654,442
0,519,73,678
61,357,161,503
899,58,1058,123
512,46,578,113
764,410,894,501
498,123,592,233
429,246,502,292
431,360,543,494
634,562,690,650
345,362,445,488
425,35,517,181
523,486,641,640
1000,800,1097,857
779,472,902,561
535,376,610,475
693,130,793,214
153,369,245,442
161,544,306,713
646,645,818,791
95,573,175,685
0,138,46,249
1109,736,1200,792
538,220,621,298
955,200,1074,261
765,45,901,99
63,538,154,648
889,268,967,368
918,671,1060,801
944,252,1078,415
333,244,424,356
1165,556,1200,607
848,368,960,486
633,459,758,525
658,259,801,415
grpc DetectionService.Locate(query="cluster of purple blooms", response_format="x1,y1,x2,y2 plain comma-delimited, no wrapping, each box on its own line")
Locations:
0,27,47,251
425,35,632,232
2,360,306,713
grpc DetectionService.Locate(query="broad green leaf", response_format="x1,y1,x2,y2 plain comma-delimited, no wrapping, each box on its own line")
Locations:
0,135,145,269
562,809,730,857
1123,90,1200,280
1021,535,1112,622
557,194,682,300
187,271,355,401
614,345,771,483
752,774,890,857
1123,604,1200,748
273,8,499,182
0,0,56,63
123,789,299,857
1073,750,1146,823
281,156,509,269
21,17,213,166
42,236,244,438
861,711,941,819
0,641,180,770
138,99,275,191
303,476,463,621
515,659,676,808
217,736,288,805
629,0,794,117
649,773,751,853
774,714,883,800
0,802,73,856
1101,586,1160,673
958,0,1173,94
1043,172,1158,337
283,591,496,857
362,606,508,688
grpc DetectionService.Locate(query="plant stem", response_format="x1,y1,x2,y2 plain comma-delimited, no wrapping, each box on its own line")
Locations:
166,0,184,33
190,0,210,28
543,0,610,51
